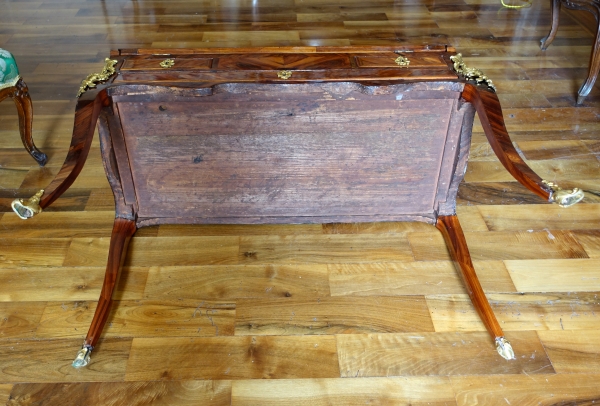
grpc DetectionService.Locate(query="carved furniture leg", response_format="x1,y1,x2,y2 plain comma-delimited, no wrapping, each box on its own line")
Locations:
436,215,515,360
540,0,561,50
11,91,109,219
0,79,47,166
461,83,584,206
72,217,137,368
574,0,600,104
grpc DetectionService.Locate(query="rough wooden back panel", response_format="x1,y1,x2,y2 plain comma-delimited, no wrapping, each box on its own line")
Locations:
114,83,468,224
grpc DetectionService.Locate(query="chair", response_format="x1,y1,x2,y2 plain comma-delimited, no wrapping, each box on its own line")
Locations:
0,48,47,166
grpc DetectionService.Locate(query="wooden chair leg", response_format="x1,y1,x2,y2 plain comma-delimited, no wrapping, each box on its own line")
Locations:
72,217,137,368
436,215,515,360
0,79,48,166
11,91,109,219
540,0,561,50
461,83,584,207
575,4,600,104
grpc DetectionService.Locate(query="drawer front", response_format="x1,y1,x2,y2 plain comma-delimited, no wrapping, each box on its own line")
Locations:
216,53,352,70
355,53,447,68
121,57,214,71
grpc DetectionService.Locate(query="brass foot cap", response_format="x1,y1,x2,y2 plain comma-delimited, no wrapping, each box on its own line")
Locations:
495,337,515,360
11,189,44,219
72,346,92,368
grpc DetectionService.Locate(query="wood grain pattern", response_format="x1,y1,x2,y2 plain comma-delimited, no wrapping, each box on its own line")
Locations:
231,377,457,405
234,296,435,335
336,331,553,377
7,381,232,406
143,264,330,300
538,330,600,373
450,373,600,405
427,292,600,332
125,336,340,381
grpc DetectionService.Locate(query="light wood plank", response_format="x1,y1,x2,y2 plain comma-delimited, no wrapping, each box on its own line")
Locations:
0,384,12,406
538,330,600,374
0,338,130,383
63,236,240,267
0,238,72,268
238,234,415,264
0,302,46,339
477,204,600,231
125,336,340,381
328,261,516,296
144,264,330,300
336,332,553,377
235,296,434,335
0,211,114,238
0,267,147,302
231,377,457,405
574,230,600,258
36,300,235,339
505,259,600,291
426,292,600,332
408,230,588,261
450,373,600,405
7,381,232,406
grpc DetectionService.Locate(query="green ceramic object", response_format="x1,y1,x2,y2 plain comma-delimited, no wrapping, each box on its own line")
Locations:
0,48,21,89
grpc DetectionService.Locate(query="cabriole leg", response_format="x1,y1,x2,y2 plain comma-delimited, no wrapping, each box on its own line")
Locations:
436,215,515,360
462,83,584,207
540,0,561,50
11,91,109,219
72,217,136,368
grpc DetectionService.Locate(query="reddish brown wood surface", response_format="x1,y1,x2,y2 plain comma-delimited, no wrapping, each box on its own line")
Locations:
0,79,47,166
461,84,551,202
84,217,137,348
39,90,110,210
435,214,505,340
114,82,467,224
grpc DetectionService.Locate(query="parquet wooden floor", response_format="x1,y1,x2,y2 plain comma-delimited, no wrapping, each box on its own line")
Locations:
1,0,599,405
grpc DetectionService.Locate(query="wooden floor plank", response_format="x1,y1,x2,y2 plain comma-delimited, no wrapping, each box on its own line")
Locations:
477,204,600,231
328,260,516,296
426,292,600,332
7,380,232,406
143,264,330,300
336,331,553,377
0,211,114,238
505,259,600,291
408,230,588,261
238,234,415,264
35,300,235,339
62,236,240,267
0,238,72,268
538,330,600,374
231,377,457,406
234,296,434,336
125,336,340,381
0,302,46,339
450,373,600,405
0,384,12,406
0,267,147,302
0,338,130,383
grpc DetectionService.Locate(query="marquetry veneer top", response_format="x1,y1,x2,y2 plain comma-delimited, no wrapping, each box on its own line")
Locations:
107,45,460,85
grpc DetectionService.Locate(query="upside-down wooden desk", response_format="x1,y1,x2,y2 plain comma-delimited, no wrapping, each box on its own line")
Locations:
11,46,584,368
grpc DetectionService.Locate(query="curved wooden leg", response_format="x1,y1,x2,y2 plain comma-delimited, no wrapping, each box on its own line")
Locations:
12,79,48,166
72,217,137,368
461,83,584,207
575,2,600,104
540,0,561,50
11,90,109,219
436,215,515,360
